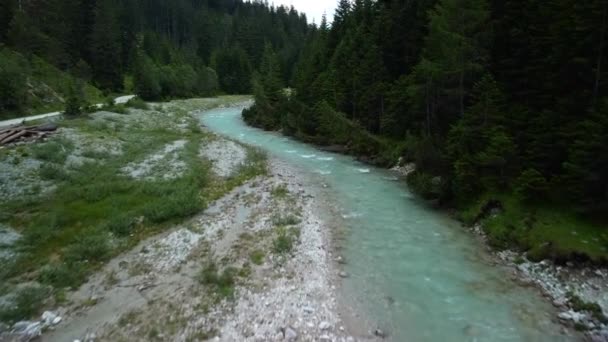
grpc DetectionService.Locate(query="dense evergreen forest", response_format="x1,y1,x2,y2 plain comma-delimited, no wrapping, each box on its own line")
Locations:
0,0,308,118
244,0,608,263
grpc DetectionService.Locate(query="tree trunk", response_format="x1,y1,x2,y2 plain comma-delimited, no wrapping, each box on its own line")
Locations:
459,69,465,117
593,2,607,108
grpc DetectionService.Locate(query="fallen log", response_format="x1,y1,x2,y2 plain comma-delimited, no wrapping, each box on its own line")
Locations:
0,130,28,144
0,123,58,145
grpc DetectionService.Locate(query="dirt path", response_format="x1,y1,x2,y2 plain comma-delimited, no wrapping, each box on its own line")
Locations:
0,95,135,128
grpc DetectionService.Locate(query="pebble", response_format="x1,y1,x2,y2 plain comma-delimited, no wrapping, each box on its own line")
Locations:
319,321,331,330
284,327,298,341
338,271,348,278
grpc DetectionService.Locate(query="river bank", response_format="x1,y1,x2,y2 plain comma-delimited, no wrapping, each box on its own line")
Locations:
37,156,368,342
0,98,374,341
390,164,608,341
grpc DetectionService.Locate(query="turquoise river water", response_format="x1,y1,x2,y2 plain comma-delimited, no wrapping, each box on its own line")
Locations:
198,106,580,342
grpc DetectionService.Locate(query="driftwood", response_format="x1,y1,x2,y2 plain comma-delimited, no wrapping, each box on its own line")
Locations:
0,123,58,145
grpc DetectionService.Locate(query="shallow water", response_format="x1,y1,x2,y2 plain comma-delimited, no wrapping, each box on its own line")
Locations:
199,106,579,342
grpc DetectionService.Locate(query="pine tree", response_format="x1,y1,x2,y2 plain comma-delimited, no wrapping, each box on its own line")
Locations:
64,81,85,117
90,0,123,90
408,0,490,137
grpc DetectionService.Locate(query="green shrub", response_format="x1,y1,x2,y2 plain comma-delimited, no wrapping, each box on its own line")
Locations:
125,97,149,110
142,188,201,223
38,262,87,288
21,214,61,247
63,230,111,263
270,184,289,198
272,214,300,226
31,138,74,164
39,163,70,181
198,262,238,298
515,168,548,201
406,171,442,200
250,250,265,265
273,226,298,254
0,286,49,323
64,82,86,117
104,214,135,236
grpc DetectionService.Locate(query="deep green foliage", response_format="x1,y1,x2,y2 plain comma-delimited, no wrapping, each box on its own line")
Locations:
63,81,86,117
211,46,253,94
242,0,608,263
1,0,309,116
0,286,49,323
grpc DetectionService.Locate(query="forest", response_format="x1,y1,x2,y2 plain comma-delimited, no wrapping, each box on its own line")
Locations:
244,0,608,263
0,0,309,117
1,0,607,263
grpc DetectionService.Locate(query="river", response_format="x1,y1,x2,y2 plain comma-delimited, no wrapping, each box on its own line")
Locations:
198,105,580,342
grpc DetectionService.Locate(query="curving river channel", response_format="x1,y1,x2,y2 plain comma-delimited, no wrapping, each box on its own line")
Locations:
198,105,580,342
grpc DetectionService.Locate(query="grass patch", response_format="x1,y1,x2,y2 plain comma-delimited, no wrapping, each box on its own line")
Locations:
272,226,299,254
249,250,265,265
198,262,238,299
271,214,301,226
31,137,74,164
271,184,289,198
39,163,70,181
459,192,608,264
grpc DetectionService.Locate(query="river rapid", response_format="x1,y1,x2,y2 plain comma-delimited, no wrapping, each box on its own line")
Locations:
198,105,581,342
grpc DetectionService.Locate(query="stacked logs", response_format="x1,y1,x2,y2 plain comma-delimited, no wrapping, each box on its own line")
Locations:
0,123,58,145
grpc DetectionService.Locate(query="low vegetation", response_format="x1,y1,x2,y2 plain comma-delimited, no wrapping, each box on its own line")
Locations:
0,98,266,323
458,193,608,264
272,226,300,255
198,261,239,299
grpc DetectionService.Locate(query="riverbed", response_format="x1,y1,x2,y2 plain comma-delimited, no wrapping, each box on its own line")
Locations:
199,105,581,342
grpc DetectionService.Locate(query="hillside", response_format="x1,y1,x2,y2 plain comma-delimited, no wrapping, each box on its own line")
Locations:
0,48,104,120
0,0,309,118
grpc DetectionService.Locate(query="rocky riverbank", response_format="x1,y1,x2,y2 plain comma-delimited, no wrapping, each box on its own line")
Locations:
390,161,607,341
468,222,608,341
0,99,375,342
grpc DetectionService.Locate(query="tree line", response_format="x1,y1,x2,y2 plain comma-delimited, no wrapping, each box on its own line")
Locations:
0,0,309,113
244,0,608,259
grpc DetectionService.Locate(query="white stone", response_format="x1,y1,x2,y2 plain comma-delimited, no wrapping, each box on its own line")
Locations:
319,321,331,330
285,327,298,341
